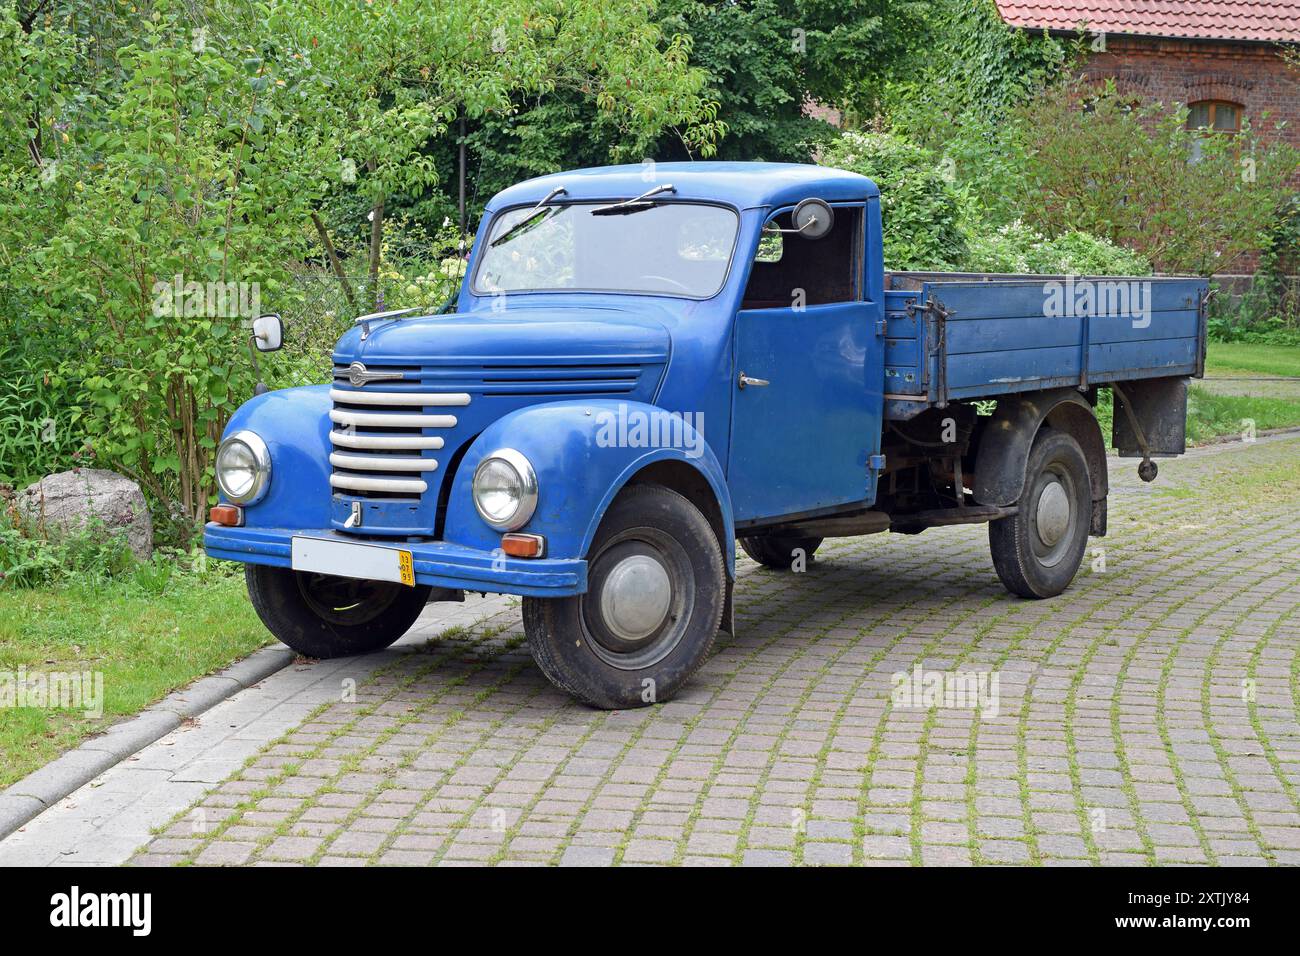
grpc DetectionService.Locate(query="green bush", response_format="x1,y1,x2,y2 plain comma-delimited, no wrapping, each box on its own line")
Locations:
820,130,968,270
1207,297,1300,346
0,339,88,487
1013,79,1298,275
0,514,136,589
0,509,235,591
963,220,1154,275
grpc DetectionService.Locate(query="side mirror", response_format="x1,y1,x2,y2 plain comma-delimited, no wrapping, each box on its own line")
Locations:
761,198,835,240
251,314,282,352
791,198,834,239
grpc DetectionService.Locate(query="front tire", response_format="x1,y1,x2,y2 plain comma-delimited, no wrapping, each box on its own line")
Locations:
988,429,1092,598
739,534,823,570
523,484,725,709
245,565,431,658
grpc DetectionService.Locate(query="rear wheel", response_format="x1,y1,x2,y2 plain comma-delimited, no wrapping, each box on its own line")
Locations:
739,534,822,570
523,484,725,709
988,430,1092,599
245,564,431,658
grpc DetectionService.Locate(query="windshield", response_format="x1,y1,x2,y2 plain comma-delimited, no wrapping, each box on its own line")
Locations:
473,202,738,298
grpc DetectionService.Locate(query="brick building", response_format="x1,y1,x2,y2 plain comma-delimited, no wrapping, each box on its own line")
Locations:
995,1,1300,273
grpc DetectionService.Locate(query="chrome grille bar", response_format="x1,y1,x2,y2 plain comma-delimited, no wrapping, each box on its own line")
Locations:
328,388,470,407
329,453,438,472
329,409,458,429
330,474,427,494
330,432,443,450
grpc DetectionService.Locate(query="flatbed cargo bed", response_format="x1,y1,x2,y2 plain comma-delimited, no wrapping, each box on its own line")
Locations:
882,271,1209,420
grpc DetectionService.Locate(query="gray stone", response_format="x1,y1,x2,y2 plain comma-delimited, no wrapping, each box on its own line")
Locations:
15,468,152,559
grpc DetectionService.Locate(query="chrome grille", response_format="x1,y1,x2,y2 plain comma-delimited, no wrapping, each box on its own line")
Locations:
329,377,469,499
328,359,651,512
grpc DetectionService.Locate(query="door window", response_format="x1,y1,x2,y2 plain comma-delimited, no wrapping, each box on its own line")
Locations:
742,206,861,310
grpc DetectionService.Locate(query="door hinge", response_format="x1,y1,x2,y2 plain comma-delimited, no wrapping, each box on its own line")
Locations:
875,318,887,337
868,453,886,472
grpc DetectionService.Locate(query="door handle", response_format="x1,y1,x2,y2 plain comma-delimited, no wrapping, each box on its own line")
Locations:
737,372,769,389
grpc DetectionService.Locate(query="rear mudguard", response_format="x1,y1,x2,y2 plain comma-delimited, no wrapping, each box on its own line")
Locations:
973,388,1109,535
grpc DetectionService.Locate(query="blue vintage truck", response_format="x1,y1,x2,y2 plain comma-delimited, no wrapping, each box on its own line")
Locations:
209,163,1208,708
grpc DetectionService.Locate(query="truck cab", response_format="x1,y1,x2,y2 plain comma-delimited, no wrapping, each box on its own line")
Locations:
208,162,1206,709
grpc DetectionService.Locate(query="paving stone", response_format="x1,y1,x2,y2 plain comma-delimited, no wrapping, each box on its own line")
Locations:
803,842,853,866
195,841,257,866
559,846,615,867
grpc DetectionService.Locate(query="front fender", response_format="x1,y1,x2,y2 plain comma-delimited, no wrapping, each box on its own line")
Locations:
220,385,333,528
444,400,735,575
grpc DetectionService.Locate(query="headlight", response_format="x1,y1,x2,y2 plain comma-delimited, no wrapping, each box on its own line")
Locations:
472,448,537,531
215,430,271,505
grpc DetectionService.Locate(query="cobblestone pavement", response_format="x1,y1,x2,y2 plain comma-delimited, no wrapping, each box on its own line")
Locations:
130,434,1300,866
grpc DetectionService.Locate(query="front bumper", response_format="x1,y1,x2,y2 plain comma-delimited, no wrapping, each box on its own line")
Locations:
204,524,587,597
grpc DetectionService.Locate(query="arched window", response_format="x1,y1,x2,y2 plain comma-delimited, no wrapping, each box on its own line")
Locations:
1187,100,1242,133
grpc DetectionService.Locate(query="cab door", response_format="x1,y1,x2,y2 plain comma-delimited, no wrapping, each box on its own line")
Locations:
727,205,884,524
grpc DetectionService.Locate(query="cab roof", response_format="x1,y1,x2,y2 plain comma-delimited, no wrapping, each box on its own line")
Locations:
485,162,879,213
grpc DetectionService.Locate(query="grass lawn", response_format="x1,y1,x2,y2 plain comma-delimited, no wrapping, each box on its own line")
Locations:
0,572,269,789
1205,342,1300,378
1186,389,1300,443
1188,341,1300,443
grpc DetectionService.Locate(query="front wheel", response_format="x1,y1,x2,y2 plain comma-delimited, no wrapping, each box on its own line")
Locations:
988,429,1092,599
523,484,726,709
245,565,431,658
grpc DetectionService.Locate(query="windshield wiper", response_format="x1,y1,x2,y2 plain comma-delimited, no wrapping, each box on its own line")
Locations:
490,186,568,248
591,183,677,216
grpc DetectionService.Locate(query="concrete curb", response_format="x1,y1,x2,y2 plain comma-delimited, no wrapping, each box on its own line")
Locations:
0,645,294,840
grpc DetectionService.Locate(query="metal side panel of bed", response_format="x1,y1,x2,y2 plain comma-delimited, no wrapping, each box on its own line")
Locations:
882,272,1209,419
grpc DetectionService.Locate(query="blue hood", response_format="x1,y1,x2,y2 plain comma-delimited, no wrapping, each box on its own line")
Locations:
332,306,671,367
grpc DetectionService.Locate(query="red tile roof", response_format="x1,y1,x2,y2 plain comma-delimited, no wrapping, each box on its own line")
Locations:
994,1,1300,43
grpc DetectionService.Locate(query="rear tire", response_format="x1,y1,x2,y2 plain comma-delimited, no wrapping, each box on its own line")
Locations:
523,484,725,709
739,534,823,570
988,430,1092,599
245,565,431,658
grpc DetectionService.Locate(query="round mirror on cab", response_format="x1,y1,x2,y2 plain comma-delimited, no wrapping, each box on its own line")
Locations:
792,198,834,239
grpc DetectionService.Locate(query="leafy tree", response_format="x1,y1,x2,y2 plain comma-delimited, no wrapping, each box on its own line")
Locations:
655,0,928,161
263,0,722,300
414,0,933,229
0,0,722,534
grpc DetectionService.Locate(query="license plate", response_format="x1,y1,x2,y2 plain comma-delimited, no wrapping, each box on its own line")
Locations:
291,537,415,587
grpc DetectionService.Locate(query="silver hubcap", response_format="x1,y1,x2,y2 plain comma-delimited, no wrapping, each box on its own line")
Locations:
599,554,672,643
1035,480,1071,548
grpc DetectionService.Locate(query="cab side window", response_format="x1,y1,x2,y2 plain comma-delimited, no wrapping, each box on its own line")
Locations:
742,206,860,310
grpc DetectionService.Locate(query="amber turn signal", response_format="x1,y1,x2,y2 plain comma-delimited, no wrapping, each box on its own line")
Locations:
210,505,244,527
500,533,545,558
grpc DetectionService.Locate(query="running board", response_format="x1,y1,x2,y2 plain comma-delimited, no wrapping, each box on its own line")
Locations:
767,504,1016,539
